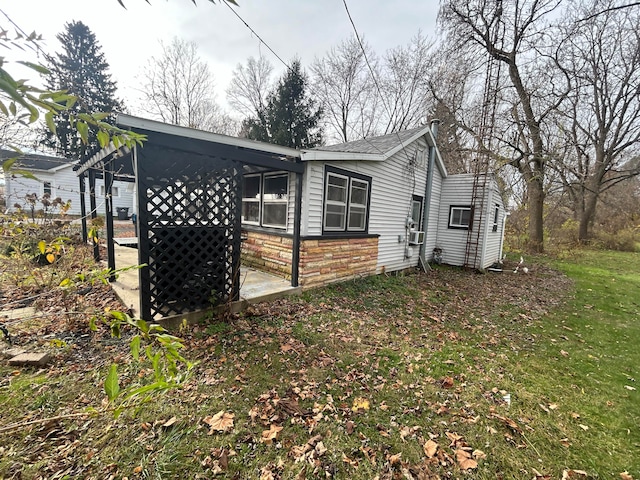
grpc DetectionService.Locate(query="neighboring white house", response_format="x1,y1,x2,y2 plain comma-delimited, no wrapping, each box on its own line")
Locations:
0,149,134,217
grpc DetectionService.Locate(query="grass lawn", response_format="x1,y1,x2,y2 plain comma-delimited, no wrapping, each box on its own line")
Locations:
1,249,638,479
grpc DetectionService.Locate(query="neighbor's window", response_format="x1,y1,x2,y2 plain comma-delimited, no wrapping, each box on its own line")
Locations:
323,166,371,234
492,204,500,232
43,181,52,196
241,172,289,229
448,205,472,230
100,185,120,197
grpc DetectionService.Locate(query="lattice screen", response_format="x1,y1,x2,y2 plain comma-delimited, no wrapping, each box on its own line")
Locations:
136,146,242,320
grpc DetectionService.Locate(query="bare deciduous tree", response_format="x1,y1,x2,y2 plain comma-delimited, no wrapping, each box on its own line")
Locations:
0,115,37,150
140,37,235,134
552,0,640,242
439,0,565,253
310,37,379,143
226,55,274,120
380,31,433,133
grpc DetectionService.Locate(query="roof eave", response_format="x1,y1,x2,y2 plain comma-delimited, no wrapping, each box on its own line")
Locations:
300,150,385,162
117,113,301,159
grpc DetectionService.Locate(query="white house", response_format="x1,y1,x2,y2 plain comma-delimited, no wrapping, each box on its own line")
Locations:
0,149,134,217
240,122,506,286
79,114,507,319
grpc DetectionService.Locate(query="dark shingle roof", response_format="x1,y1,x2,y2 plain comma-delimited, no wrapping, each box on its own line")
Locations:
313,126,427,155
0,149,72,171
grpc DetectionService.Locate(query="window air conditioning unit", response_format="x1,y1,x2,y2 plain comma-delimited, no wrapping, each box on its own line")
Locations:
408,230,425,245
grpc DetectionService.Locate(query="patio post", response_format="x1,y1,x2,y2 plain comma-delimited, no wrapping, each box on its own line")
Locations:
291,171,303,287
104,161,116,282
78,172,88,243
88,168,99,262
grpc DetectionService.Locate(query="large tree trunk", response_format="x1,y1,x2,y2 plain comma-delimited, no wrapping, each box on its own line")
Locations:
528,177,545,252
508,62,546,253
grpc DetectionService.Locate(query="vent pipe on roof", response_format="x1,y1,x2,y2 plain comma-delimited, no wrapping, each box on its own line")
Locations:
419,119,441,270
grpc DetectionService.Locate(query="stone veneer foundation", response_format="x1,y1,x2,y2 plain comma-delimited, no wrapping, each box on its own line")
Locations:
241,230,379,288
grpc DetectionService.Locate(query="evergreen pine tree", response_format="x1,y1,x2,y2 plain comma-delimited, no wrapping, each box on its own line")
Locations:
245,60,322,148
42,21,124,159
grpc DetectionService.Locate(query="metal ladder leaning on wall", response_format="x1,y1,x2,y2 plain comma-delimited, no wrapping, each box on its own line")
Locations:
463,17,503,269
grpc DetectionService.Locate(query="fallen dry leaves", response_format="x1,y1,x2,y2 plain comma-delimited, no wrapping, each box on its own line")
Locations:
260,424,283,445
202,411,234,434
423,439,438,458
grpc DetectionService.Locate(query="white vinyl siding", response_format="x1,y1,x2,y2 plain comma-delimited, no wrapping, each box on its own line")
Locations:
302,136,434,273
435,174,504,269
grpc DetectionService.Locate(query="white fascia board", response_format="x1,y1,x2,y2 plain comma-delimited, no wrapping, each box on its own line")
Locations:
300,150,385,162
117,113,301,159
384,125,432,158
50,162,75,173
433,144,448,178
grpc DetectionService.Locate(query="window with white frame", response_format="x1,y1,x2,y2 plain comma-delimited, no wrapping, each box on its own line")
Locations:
411,195,423,230
241,172,289,229
242,174,261,224
448,205,473,230
492,204,500,232
262,173,289,228
323,167,371,234
43,181,52,196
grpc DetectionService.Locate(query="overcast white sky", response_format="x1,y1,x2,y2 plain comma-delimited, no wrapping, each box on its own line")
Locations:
2,0,440,117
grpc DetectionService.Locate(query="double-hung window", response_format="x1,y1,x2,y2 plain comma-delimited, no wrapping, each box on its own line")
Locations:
492,204,500,232
448,205,473,230
242,172,289,229
43,181,52,196
323,167,371,234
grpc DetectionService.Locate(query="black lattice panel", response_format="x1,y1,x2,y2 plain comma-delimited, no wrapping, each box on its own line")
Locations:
147,227,232,317
136,146,242,320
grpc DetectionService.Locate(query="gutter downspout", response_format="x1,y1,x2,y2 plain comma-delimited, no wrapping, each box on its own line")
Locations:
419,119,440,267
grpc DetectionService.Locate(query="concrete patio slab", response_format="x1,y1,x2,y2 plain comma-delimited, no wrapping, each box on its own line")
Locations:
108,243,300,322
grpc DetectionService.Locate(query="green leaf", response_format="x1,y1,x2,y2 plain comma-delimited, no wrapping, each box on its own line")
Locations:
130,335,141,361
76,121,89,144
105,364,120,401
37,240,46,254
10,168,38,180
110,310,128,322
2,157,16,173
45,111,56,135
16,60,50,75
97,130,109,148
92,112,111,121
89,316,97,332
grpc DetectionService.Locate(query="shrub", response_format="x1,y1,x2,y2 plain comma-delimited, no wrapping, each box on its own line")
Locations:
593,227,639,252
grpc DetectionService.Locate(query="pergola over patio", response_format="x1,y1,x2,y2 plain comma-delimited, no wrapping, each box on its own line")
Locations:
76,114,304,321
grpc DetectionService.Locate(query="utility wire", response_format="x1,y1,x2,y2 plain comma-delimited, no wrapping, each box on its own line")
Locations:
341,0,421,184
222,2,292,74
